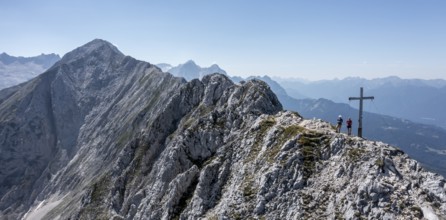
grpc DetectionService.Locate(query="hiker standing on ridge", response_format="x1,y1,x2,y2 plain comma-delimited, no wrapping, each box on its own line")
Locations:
346,118,353,135
336,115,343,133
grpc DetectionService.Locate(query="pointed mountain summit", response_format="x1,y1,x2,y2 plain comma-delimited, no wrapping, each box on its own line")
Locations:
58,39,123,63
0,38,183,218
206,63,227,75
183,59,198,66
163,60,227,81
167,60,201,80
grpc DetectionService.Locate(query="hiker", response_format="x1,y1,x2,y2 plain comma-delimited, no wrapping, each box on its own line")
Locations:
336,115,343,133
346,118,352,135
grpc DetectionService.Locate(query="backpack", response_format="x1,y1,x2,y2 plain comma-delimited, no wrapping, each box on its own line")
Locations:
337,118,343,125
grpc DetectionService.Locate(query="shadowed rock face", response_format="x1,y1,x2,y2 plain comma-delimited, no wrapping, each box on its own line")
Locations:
1,39,446,219
0,39,186,218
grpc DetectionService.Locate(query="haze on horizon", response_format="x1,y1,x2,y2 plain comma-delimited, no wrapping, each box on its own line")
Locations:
1,0,445,80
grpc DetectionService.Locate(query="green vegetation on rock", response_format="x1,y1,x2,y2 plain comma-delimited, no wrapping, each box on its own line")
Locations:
346,148,365,163
242,174,256,199
266,125,305,163
78,174,111,220
298,130,329,181
246,117,276,163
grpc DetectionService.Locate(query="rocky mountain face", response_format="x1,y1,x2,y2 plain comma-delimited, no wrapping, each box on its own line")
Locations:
1,40,445,219
0,52,60,89
159,60,227,81
0,39,186,219
232,75,446,178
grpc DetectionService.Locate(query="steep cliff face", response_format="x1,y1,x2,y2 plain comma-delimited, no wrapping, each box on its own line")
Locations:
0,40,445,220
0,39,186,219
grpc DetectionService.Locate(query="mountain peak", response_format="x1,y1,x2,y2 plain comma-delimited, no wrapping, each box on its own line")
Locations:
0,52,11,60
59,39,124,63
83,38,116,48
183,60,198,67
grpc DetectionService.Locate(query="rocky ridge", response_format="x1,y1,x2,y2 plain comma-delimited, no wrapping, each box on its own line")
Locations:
0,39,445,219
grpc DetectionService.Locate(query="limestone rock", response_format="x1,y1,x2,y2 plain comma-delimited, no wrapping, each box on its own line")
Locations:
0,39,444,220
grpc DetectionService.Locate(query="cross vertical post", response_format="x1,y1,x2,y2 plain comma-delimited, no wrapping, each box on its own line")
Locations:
348,87,374,138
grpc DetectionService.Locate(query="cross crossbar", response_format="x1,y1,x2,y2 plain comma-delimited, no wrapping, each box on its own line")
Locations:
348,87,374,138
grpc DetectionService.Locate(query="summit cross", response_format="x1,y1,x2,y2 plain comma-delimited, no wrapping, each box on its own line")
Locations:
349,87,374,138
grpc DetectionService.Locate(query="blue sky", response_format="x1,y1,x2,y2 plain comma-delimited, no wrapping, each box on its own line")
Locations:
1,0,445,80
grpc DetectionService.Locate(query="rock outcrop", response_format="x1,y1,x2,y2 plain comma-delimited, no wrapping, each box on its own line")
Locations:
0,39,445,220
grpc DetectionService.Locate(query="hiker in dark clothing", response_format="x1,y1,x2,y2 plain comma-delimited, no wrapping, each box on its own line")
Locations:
336,115,343,133
346,118,353,135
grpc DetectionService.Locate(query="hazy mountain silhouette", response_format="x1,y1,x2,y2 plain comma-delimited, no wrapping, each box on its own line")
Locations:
157,60,227,81
0,53,60,89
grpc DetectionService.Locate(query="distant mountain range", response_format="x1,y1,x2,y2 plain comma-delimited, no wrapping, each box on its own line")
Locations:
274,76,446,129
0,52,60,90
156,62,446,131
156,60,227,81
